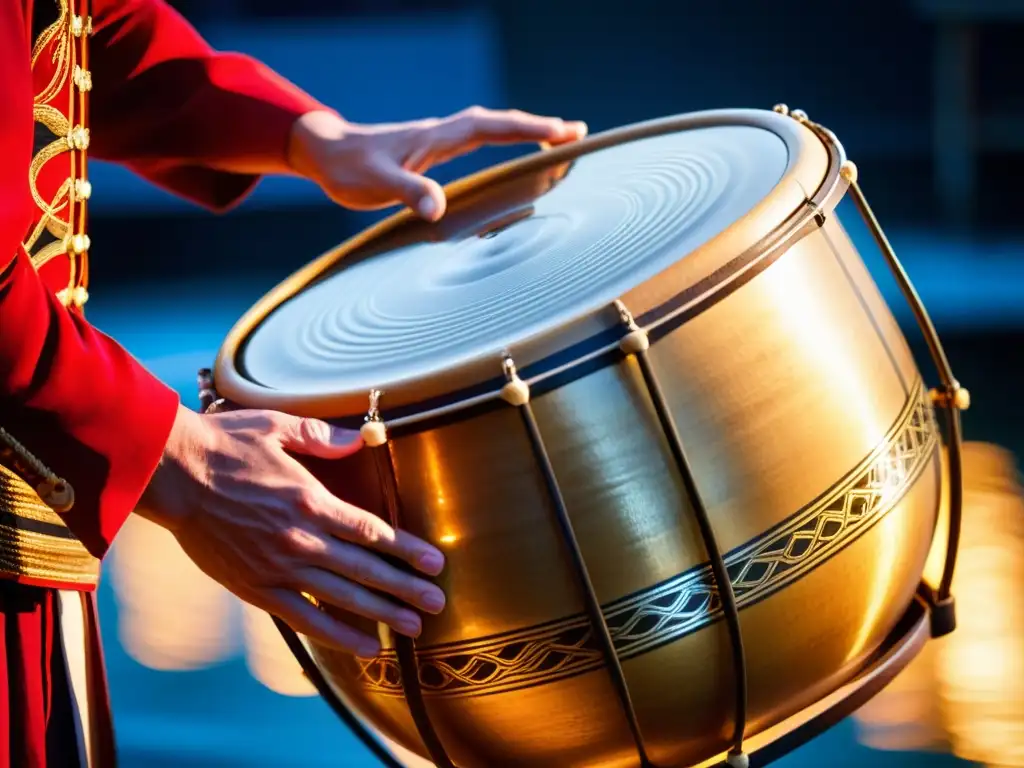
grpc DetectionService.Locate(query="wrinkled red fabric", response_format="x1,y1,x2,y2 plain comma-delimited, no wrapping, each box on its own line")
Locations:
1,1,325,764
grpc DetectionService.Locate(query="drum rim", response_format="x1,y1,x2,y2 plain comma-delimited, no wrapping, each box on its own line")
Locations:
213,107,849,424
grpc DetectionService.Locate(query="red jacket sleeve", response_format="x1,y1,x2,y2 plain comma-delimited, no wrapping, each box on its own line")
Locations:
1,7,179,560
89,0,328,211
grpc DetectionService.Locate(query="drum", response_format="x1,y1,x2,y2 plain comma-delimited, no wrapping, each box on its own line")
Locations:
203,105,968,768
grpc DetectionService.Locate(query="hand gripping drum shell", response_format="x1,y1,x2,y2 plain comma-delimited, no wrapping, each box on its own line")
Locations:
202,106,969,768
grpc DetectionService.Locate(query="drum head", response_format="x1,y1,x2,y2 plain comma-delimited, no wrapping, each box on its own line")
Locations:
216,109,838,420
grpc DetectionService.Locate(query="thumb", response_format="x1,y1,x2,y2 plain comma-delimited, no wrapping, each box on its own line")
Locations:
279,416,364,459
372,157,447,222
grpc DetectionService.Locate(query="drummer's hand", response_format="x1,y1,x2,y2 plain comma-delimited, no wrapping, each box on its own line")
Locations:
137,404,446,657
287,107,587,222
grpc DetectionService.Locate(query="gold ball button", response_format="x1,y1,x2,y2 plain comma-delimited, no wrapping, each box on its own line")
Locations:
69,233,91,255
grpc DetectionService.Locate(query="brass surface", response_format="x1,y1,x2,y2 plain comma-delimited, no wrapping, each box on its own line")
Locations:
215,111,944,766
287,212,941,766
357,391,936,703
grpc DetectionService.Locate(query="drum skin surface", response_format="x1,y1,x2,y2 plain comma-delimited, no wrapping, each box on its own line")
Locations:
214,110,942,767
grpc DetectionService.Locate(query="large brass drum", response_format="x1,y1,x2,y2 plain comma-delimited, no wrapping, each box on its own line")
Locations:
209,107,962,767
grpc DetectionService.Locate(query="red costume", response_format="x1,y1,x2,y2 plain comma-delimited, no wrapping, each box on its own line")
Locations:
0,2,325,764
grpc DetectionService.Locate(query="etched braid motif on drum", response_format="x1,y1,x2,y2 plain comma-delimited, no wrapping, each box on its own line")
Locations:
357,383,939,699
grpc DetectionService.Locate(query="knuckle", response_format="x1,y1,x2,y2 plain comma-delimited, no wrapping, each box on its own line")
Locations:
292,487,321,515
264,410,295,434
298,417,331,445
280,525,315,555
450,106,485,133
351,513,390,546
357,147,387,172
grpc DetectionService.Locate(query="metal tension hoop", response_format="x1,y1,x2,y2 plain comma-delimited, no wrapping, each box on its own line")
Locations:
774,103,969,639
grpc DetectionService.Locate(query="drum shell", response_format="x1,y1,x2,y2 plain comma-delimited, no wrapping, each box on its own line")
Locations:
301,211,941,768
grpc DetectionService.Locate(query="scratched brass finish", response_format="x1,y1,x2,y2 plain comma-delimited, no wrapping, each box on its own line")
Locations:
284,213,942,768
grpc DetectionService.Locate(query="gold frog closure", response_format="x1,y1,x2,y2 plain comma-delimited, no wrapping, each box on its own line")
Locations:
23,0,93,310
0,0,99,590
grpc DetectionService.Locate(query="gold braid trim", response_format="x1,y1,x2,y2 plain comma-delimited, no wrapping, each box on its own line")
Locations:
25,103,75,271
31,0,71,106
22,180,71,256
24,9,91,309
0,464,98,588
0,528,100,588
28,104,72,214
28,232,71,271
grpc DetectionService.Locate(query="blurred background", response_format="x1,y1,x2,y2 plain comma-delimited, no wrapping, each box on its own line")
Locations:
83,0,1024,765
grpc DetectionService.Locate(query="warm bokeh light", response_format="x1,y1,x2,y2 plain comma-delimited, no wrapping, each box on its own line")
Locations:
108,515,315,697
854,442,1024,767
241,603,317,697
108,514,238,671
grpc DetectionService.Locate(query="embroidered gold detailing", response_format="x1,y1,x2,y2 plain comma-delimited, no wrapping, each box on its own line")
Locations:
3,4,96,588
73,65,92,92
31,0,71,106
30,238,69,272
67,125,90,151
23,192,70,260
28,104,72,209
26,105,73,263
26,170,70,236
24,1,92,308
27,157,71,230
357,386,939,699
0,465,98,588
33,102,71,140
